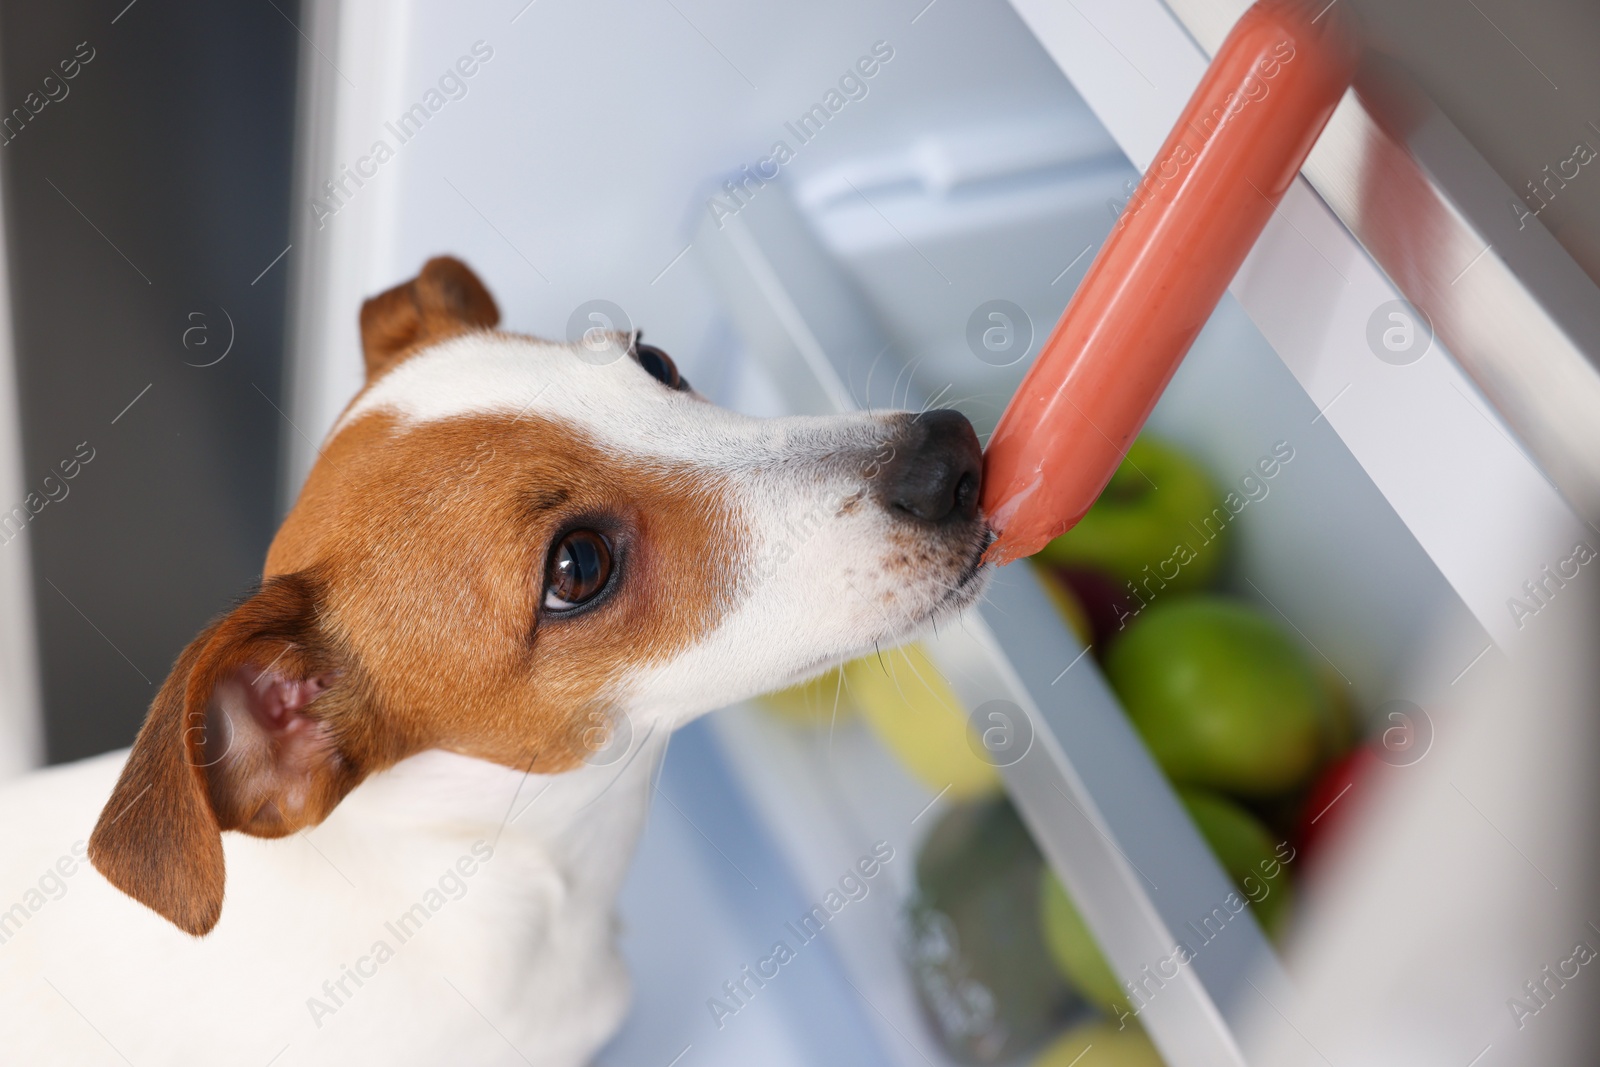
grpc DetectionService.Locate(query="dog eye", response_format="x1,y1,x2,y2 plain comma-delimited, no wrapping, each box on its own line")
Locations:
634,343,689,391
544,530,613,611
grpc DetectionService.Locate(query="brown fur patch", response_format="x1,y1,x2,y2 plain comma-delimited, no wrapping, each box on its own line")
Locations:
89,574,364,935
90,410,742,935
89,620,229,936
358,256,501,382
266,410,744,776
90,255,744,936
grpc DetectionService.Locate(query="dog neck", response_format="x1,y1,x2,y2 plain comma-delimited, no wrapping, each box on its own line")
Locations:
324,727,669,901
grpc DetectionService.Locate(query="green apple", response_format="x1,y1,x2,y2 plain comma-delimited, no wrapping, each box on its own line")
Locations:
1316,660,1360,759
1040,788,1294,1014
1179,787,1295,938
1106,597,1328,796
1033,1021,1163,1067
846,643,1001,799
1035,436,1229,595
1039,871,1129,1014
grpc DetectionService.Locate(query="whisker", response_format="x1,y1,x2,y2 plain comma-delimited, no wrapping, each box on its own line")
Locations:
930,390,1008,410
829,664,848,756
891,356,916,411
920,382,954,414
857,340,894,414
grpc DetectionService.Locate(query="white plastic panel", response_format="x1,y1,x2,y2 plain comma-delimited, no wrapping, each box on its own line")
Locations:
0,130,43,781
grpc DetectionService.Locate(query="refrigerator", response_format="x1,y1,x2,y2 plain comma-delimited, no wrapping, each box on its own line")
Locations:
283,1,1600,1064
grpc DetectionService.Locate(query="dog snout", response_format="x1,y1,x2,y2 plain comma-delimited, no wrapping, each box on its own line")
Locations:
875,410,983,524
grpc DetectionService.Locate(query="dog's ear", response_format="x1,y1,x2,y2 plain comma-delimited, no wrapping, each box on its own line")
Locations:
89,573,365,936
358,255,500,382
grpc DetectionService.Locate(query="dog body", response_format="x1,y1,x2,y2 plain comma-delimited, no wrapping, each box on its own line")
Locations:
0,258,988,1065
0,746,651,1065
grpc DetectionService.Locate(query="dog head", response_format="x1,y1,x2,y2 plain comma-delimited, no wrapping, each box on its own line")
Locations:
89,256,989,934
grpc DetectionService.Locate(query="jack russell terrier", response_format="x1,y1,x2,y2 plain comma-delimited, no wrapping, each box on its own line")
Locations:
0,257,989,1065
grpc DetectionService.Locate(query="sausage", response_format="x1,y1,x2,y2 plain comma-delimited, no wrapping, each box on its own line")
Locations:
981,0,1358,564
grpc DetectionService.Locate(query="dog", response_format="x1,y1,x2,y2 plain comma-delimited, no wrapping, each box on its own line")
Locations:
0,256,989,1065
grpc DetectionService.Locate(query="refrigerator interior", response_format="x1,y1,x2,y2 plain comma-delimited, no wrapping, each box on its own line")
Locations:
626,194,1484,1067
285,2,1529,1065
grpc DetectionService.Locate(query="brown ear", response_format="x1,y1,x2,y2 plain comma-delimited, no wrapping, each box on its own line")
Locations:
358,255,500,382
89,573,366,936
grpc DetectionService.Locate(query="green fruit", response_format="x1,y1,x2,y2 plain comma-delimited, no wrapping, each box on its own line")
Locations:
909,798,1082,1063
1041,789,1294,1010
1039,872,1129,1014
1316,661,1360,759
1107,597,1328,796
1035,436,1228,595
847,644,1001,799
1178,788,1294,938
1033,1021,1164,1067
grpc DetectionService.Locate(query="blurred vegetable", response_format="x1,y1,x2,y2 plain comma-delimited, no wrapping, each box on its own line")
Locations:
1039,871,1129,1015
908,797,1083,1064
1035,437,1229,596
1180,787,1295,938
1041,788,1294,1013
1107,597,1329,796
756,666,854,725
1297,745,1382,863
848,644,1001,799
1033,1020,1165,1067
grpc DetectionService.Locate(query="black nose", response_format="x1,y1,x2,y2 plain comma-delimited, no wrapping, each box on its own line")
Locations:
876,410,983,524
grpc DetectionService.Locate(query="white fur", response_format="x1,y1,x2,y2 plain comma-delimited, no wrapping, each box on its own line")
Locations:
0,745,660,1065
348,333,986,725
0,333,986,1064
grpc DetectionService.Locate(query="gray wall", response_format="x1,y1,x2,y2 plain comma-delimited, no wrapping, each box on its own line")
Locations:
0,0,298,762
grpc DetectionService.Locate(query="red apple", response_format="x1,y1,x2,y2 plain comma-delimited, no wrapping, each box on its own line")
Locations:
1296,746,1383,864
